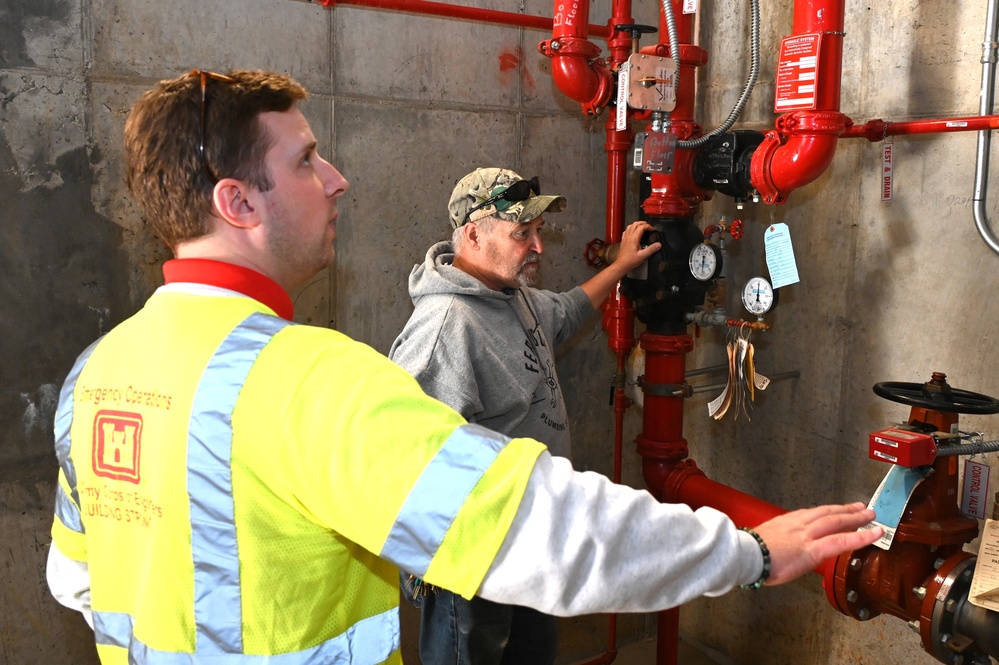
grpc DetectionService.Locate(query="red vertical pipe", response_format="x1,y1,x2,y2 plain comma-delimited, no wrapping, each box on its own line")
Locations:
640,5,704,664
795,0,844,110
750,0,848,203
584,5,634,664
603,0,635,254
636,331,693,665
602,0,634,353
636,333,692,495
657,609,679,665
603,131,635,358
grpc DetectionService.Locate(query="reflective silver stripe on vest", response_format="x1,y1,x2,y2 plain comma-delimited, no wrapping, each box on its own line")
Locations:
92,606,399,664
54,485,83,533
187,312,289,655
53,337,103,534
380,423,511,575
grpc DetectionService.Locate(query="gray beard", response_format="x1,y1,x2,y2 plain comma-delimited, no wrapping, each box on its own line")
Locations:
517,261,539,287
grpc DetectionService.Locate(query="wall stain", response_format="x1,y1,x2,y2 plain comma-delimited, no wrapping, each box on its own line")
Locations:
0,131,132,469
0,0,71,68
498,47,536,95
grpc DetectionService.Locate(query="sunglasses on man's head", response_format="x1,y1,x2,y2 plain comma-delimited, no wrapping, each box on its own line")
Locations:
190,69,236,185
462,176,541,226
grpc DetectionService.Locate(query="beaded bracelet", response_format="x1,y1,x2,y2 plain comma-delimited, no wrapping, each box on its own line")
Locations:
739,527,772,590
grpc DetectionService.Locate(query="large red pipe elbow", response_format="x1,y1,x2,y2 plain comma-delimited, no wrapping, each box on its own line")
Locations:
545,43,614,116
540,0,616,115
751,127,842,204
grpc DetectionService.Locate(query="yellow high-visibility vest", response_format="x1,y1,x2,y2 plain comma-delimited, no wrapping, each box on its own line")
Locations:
51,259,544,664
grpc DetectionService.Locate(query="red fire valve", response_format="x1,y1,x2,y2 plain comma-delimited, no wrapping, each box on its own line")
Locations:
729,219,744,239
868,427,937,467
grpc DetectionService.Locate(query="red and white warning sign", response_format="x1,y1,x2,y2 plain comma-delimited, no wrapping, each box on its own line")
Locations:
774,33,821,112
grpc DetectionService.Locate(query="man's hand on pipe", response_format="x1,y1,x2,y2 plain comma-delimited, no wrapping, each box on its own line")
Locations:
753,502,882,586
613,220,661,272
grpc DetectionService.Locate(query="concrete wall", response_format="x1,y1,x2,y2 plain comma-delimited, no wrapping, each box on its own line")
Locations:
1,0,997,664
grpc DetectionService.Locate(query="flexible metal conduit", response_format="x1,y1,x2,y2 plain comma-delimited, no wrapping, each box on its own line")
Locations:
936,439,999,457
659,0,762,149
974,0,999,255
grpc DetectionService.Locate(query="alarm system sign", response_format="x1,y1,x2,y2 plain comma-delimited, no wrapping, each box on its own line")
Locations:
775,33,821,112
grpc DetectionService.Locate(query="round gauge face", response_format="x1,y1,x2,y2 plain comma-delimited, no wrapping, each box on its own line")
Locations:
688,243,721,281
742,276,777,316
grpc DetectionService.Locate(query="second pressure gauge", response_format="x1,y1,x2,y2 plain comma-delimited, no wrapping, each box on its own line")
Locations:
742,276,778,316
688,243,722,281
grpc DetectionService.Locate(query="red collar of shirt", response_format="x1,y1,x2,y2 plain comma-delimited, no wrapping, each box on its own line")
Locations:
162,258,294,321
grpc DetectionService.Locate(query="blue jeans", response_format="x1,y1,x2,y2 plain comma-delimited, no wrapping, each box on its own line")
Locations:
402,574,558,665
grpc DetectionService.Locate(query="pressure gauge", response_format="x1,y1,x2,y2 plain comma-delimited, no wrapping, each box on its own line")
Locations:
688,243,722,281
741,276,778,316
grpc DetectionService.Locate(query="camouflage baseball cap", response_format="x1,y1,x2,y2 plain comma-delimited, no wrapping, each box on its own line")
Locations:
448,167,566,230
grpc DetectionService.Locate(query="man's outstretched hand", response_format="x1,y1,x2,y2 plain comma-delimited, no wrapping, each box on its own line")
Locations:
753,502,882,586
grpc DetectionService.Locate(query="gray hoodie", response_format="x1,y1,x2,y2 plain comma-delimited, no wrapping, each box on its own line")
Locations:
389,241,593,459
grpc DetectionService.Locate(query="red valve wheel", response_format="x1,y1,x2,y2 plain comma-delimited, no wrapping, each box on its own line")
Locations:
729,219,744,239
584,238,608,269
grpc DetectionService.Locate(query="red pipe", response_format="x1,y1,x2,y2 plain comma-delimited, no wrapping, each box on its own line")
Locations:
602,122,636,357
657,609,679,665
750,0,848,204
538,0,616,115
843,114,999,141
580,4,637,661
317,0,610,37
634,5,706,663
662,452,837,581
793,0,845,108
635,331,692,665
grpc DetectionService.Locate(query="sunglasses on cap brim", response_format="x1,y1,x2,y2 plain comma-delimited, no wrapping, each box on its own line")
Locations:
462,176,541,226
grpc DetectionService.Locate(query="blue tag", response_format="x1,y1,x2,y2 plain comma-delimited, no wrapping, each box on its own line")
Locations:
866,465,931,550
764,223,800,289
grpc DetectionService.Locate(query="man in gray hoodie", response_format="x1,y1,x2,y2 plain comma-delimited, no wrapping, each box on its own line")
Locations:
389,167,661,664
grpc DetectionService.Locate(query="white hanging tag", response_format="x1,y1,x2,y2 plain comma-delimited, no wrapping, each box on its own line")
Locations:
881,138,894,202
764,222,800,288
753,371,770,391
960,458,991,519
616,62,630,131
707,385,728,418
683,0,698,13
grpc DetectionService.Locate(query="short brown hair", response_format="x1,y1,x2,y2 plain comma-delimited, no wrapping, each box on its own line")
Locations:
124,70,307,248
